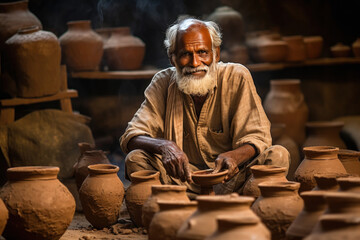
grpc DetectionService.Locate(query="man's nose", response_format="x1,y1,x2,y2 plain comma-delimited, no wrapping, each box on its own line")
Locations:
190,54,201,67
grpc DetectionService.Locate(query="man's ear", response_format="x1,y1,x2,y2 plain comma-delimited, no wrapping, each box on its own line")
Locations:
215,47,220,62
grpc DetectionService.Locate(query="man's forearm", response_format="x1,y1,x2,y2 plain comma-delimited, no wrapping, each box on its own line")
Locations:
127,135,168,154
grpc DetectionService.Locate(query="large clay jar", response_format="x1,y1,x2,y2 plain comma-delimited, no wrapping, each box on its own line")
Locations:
330,42,351,58
0,0,42,50
125,170,161,227
337,177,360,193
251,181,303,240
177,194,268,240
282,35,306,62
312,173,349,191
59,20,103,71
303,121,347,149
338,149,360,176
1,25,61,98
79,164,124,229
142,184,189,230
286,191,327,240
148,200,197,240
0,198,8,236
104,27,145,70
263,79,309,147
304,36,324,59
294,146,347,192
0,166,75,240
352,38,360,57
73,149,110,189
256,38,288,63
243,165,288,198
206,215,271,240
271,123,301,180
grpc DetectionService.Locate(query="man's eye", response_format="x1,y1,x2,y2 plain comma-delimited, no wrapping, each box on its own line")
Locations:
198,50,208,55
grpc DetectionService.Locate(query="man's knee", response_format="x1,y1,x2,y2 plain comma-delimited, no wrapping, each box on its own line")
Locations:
125,149,153,178
261,145,290,171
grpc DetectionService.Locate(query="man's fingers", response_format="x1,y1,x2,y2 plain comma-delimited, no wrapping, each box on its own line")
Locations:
212,158,224,174
183,161,193,184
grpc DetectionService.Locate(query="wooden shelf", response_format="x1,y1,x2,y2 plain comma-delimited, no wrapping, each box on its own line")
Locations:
69,69,160,80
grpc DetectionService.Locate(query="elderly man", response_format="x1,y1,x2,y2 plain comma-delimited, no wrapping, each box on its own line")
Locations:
120,18,289,196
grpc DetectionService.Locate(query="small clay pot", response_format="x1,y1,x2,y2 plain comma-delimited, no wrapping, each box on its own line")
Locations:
338,149,360,176
304,36,324,59
0,198,8,236
352,38,360,57
337,177,360,192
79,164,125,229
148,200,197,240
324,191,360,214
257,40,288,63
220,44,249,64
142,184,189,230
312,173,350,191
330,42,351,58
125,170,161,227
191,169,228,195
282,35,306,62
243,165,288,198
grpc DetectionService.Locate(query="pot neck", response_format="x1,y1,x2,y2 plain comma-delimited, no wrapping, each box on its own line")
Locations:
259,182,300,197
7,166,59,181
88,164,119,176
158,200,197,212
110,27,131,37
0,1,28,13
303,146,339,160
337,177,360,192
151,185,187,197
197,195,254,212
131,170,160,183
270,79,302,93
301,191,327,211
326,192,360,214
216,216,259,232
17,25,40,35
67,21,92,31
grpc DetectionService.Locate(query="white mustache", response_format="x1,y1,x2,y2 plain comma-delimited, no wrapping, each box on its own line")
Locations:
182,66,209,75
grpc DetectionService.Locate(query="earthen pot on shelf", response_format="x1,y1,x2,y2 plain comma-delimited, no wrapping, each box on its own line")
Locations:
59,20,103,71
148,200,197,240
330,42,351,58
220,44,249,64
302,121,347,149
294,146,347,192
191,169,228,195
0,0,42,50
338,149,360,176
304,36,324,59
352,38,360,57
282,35,306,62
286,191,327,240
256,39,288,63
0,166,75,240
142,184,189,230
1,25,61,98
125,170,161,227
312,173,349,191
251,181,303,240
104,27,145,70
337,177,360,193
205,215,271,240
79,164,124,229
0,198,8,236
263,79,309,147
242,165,288,198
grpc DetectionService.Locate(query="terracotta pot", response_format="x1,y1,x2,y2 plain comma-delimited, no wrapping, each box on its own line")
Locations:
125,170,161,227
330,42,351,58
257,39,288,63
79,164,124,229
304,36,324,59
220,44,249,64
0,166,75,240
282,35,306,62
312,173,349,191
191,169,228,195
286,191,327,240
142,184,189,230
0,198,8,236
337,177,360,192
73,149,110,189
271,123,301,180
352,38,360,57
148,200,197,240
0,0,42,50
251,181,303,240
243,165,288,198
59,20,103,71
264,79,309,147
246,31,283,63
338,149,360,176
177,194,265,240
303,121,347,149
104,27,145,70
295,146,347,192
206,215,271,240
1,25,61,98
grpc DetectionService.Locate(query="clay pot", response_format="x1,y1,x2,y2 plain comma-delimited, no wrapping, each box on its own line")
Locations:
304,36,324,59
352,38,360,57
263,79,309,147
59,20,103,71
0,198,8,236
257,39,288,63
303,121,347,149
0,166,75,240
142,184,189,230
73,149,110,189
282,35,306,62
337,177,360,193
125,170,161,227
1,25,61,98
251,181,303,240
206,215,271,240
220,44,249,64
312,173,349,191
191,169,228,195
286,191,327,240
148,200,197,240
79,164,124,229
177,194,266,240
330,42,351,58
338,149,360,176
104,27,145,70
295,146,347,192
243,165,288,198
271,123,301,180
0,0,42,50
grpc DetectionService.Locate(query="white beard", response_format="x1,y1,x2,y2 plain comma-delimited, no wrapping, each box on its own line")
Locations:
175,56,217,96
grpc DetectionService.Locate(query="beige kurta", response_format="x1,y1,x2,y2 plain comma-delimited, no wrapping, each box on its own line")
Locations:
120,62,272,171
